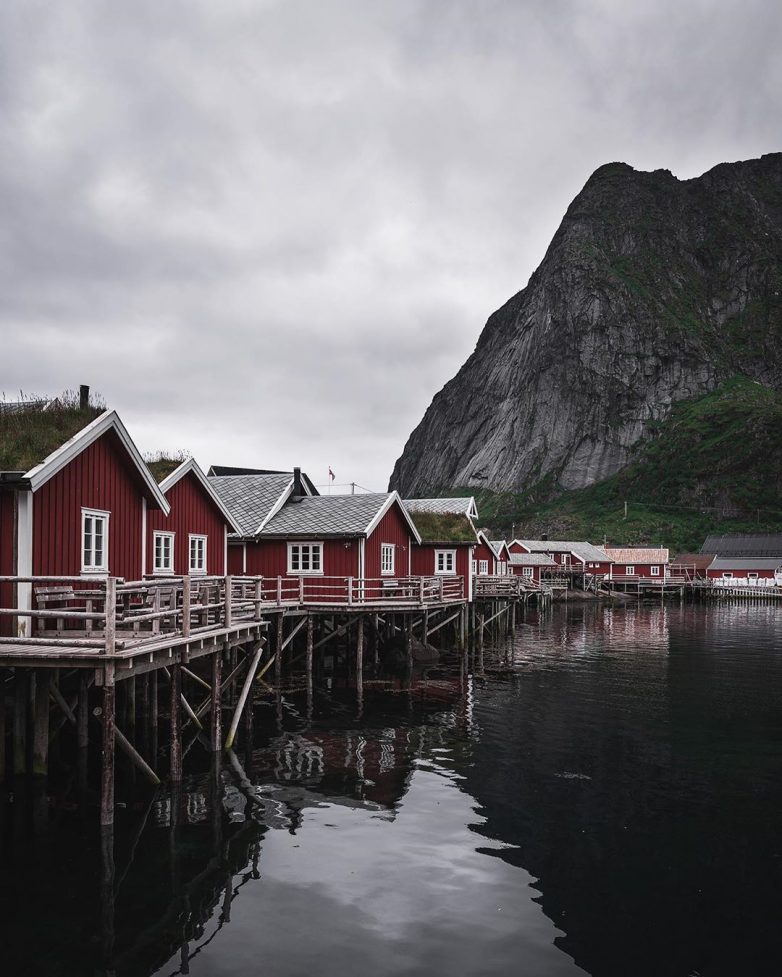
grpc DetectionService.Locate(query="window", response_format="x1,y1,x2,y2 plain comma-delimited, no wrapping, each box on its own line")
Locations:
189,535,207,574
748,572,758,580
82,508,109,573
478,559,489,575
626,565,635,576
471,559,477,575
288,542,323,575
381,543,395,575
435,549,456,575
523,567,533,578
722,572,733,580
153,532,175,574
650,565,660,576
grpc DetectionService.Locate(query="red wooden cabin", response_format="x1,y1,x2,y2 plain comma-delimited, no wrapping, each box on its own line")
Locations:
508,552,556,584
706,558,781,587
473,532,498,576
404,507,477,602
604,548,669,580
0,410,169,634
146,458,241,577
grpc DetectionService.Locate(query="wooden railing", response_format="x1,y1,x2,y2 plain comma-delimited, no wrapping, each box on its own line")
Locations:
0,572,468,654
473,575,540,597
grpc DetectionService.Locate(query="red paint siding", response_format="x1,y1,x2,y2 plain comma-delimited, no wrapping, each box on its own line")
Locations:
365,503,413,578
147,471,227,576
508,541,528,554
474,539,495,574
32,431,144,580
228,543,245,575
611,563,665,578
510,563,542,583
410,543,472,594
706,568,776,580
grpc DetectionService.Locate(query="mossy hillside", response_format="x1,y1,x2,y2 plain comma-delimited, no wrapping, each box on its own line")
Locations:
445,377,782,552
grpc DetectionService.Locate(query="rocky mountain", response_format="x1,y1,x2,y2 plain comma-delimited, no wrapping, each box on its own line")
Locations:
389,153,782,500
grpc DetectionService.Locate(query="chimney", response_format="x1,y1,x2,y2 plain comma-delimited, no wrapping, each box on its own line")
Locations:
79,384,90,410
291,466,304,502
541,532,548,541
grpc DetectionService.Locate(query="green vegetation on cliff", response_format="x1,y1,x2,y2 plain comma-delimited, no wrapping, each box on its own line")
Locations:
461,377,782,552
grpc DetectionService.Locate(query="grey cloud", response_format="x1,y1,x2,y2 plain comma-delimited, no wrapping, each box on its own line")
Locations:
1,0,779,490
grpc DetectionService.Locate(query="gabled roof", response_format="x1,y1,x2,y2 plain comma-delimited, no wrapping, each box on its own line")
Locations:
261,492,421,541
489,540,510,558
509,553,557,566
514,540,611,562
604,547,669,564
23,410,170,512
209,473,298,537
159,458,242,534
410,511,478,545
403,497,479,519
709,557,782,571
701,533,782,558
672,553,716,571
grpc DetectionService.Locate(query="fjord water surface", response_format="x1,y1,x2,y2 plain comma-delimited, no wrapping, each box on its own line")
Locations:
2,602,782,976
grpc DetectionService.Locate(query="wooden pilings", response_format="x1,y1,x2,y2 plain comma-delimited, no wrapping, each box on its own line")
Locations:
100,667,116,827
170,663,182,782
32,669,50,777
211,645,223,751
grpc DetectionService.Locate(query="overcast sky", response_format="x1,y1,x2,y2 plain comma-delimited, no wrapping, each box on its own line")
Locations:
1,1,779,492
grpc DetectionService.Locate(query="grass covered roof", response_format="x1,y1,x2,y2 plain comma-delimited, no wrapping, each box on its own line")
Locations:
146,455,188,483
0,391,105,474
410,511,478,544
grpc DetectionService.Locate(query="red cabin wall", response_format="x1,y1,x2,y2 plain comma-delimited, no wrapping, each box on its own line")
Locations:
507,541,529,554
612,563,665,578
510,563,543,583
243,538,360,601
32,430,145,580
474,539,495,574
706,567,775,580
365,504,412,578
227,543,245,575
410,544,472,594
147,471,227,576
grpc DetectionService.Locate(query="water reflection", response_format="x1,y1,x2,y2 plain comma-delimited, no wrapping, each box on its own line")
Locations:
2,602,782,976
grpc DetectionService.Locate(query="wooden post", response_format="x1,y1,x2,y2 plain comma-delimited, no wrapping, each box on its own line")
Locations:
182,575,191,637
405,615,413,667
275,615,284,686
224,642,263,750
104,577,117,655
211,647,223,752
0,683,5,783
170,663,183,781
423,609,429,643
224,575,233,628
32,668,50,778
13,671,27,776
100,665,116,827
306,616,314,688
150,669,159,762
356,616,364,690
127,675,136,743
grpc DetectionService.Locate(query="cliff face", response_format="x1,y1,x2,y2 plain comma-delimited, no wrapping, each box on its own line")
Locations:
389,154,782,497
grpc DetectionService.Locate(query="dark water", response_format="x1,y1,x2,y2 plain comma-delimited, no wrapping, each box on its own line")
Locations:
2,601,782,976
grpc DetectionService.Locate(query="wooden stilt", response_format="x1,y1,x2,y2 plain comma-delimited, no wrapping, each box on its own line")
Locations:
32,668,50,777
150,669,159,762
356,616,364,690
275,615,284,686
0,681,5,783
405,615,413,667
306,616,314,687
224,642,264,750
100,666,116,827
13,671,27,776
210,647,223,752
127,676,136,742
170,663,183,782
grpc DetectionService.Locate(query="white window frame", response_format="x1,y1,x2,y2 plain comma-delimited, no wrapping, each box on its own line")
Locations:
748,572,758,581
561,553,570,565
522,566,534,578
478,559,489,575
189,534,207,575
380,543,395,576
82,508,110,574
650,565,660,576
471,559,477,575
288,541,324,575
434,549,456,575
626,565,635,576
153,531,175,575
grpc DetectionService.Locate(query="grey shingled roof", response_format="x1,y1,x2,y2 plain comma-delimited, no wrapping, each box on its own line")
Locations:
516,540,611,562
509,553,557,566
209,474,293,537
403,497,478,517
709,557,782,571
701,533,782,558
261,493,392,537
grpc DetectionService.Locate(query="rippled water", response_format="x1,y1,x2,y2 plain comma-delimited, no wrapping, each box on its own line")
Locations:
2,601,782,976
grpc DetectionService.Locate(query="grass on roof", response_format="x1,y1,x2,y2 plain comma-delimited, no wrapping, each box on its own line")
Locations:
411,511,477,544
145,452,190,483
0,390,105,473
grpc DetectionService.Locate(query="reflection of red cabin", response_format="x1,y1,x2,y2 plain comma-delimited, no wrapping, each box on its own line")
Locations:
604,548,669,579
0,410,170,634
146,459,240,577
